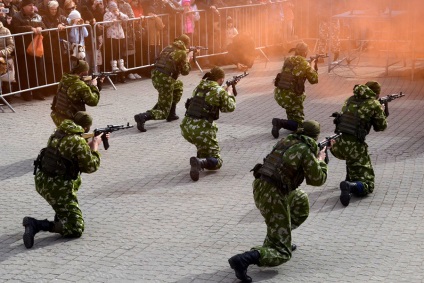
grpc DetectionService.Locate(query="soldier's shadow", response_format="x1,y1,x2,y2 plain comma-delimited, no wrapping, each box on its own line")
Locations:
0,232,75,263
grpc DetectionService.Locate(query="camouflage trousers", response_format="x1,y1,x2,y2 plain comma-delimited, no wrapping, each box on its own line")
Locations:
180,116,223,169
317,20,341,54
330,136,374,195
149,69,184,120
35,171,84,237
274,88,306,126
251,178,309,267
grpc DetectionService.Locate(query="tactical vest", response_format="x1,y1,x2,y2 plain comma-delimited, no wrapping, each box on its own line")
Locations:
185,90,219,123
257,136,306,195
154,46,178,79
33,130,80,180
276,59,305,95
335,97,370,142
52,82,86,119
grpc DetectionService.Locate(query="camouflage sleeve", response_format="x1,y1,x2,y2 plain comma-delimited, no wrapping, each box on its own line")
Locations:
218,88,236,113
371,100,388,132
73,81,100,107
303,60,318,85
174,50,191,76
72,136,101,174
302,147,328,186
206,85,236,113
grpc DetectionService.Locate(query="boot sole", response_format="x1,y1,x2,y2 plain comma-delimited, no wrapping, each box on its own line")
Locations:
22,217,34,249
340,181,352,207
134,115,146,132
190,157,200,181
271,118,280,139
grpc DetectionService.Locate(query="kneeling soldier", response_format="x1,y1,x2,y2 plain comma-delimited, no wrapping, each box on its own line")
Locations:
23,112,106,248
180,67,236,181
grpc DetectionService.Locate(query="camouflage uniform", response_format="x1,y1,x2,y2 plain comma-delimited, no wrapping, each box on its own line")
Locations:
330,85,387,196
149,39,191,120
274,55,318,126
180,79,236,169
35,119,101,236
51,73,100,127
252,134,327,266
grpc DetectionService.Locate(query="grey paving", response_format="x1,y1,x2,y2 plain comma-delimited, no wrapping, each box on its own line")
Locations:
1,54,424,283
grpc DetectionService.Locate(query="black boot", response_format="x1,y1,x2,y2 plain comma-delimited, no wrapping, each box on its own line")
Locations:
189,157,208,181
339,181,355,206
281,119,298,132
134,112,153,132
22,217,54,249
228,250,261,283
271,118,282,138
166,103,179,122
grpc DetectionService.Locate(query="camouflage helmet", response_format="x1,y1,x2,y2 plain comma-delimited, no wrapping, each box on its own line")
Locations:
177,34,190,48
365,81,381,96
71,60,89,74
73,111,93,128
297,120,320,140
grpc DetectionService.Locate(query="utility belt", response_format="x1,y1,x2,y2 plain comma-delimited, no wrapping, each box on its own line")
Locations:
154,67,178,80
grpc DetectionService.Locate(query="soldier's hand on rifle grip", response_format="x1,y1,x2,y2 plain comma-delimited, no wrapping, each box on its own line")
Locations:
91,78,98,86
311,59,318,71
318,146,327,162
88,133,104,151
187,51,194,62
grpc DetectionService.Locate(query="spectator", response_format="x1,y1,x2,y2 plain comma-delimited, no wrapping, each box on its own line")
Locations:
37,0,64,17
117,0,141,80
87,0,105,72
42,0,68,91
181,0,194,37
0,14,15,101
224,16,238,49
11,0,47,101
67,10,89,60
2,0,19,30
103,1,129,83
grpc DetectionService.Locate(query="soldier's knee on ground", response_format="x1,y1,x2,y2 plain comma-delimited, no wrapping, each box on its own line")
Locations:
205,157,221,170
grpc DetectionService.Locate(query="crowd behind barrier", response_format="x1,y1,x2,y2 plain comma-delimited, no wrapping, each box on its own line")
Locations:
0,0,421,112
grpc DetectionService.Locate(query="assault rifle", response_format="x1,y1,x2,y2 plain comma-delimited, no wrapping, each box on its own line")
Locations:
82,123,133,150
318,133,342,164
378,92,405,117
307,54,329,71
82,72,118,91
188,46,208,73
188,46,208,62
225,72,249,96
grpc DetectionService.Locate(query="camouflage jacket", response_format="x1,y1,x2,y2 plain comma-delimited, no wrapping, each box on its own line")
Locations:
193,79,236,113
276,55,318,95
273,134,327,190
51,73,100,125
170,39,191,77
339,84,387,140
47,119,101,175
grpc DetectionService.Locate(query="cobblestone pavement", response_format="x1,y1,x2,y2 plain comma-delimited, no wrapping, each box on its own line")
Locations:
1,54,424,283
